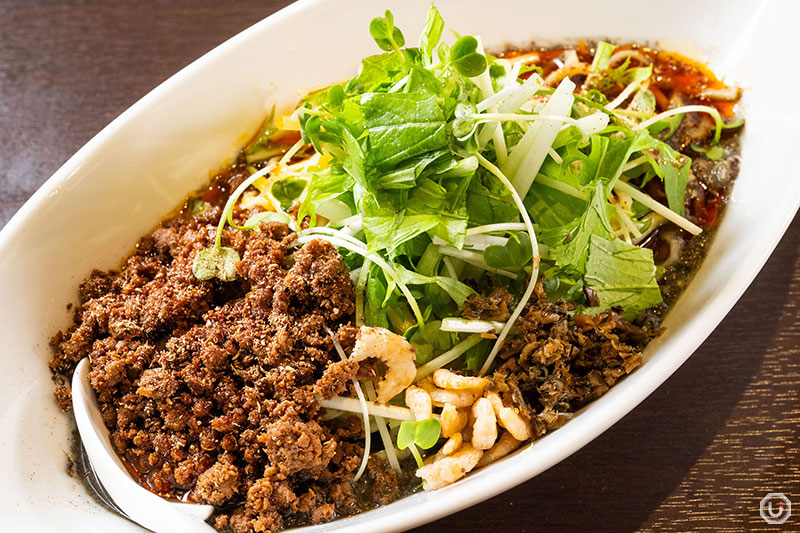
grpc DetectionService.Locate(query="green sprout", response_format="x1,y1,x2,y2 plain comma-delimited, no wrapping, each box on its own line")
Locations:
397,418,441,468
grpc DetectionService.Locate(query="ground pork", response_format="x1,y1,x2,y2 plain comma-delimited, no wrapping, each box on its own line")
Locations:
49,168,401,532
194,461,241,506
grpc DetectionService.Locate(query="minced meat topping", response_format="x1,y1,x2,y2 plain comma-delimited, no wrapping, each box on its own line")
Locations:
49,168,656,532
49,170,400,532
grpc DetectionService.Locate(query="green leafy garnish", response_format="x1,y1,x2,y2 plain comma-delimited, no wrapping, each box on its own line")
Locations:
408,320,453,365
270,177,307,210
187,198,211,215
690,143,724,161
369,10,406,53
397,418,442,467
590,41,615,72
365,269,391,329
418,4,445,61
326,85,345,111
464,338,491,372
394,264,475,306
654,142,691,217
484,233,532,270
450,36,487,77
243,210,290,230
192,246,239,282
198,5,744,364
584,235,662,318
191,165,287,282
398,418,441,449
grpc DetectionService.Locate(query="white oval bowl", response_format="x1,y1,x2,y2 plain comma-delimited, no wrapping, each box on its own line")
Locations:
1,0,798,531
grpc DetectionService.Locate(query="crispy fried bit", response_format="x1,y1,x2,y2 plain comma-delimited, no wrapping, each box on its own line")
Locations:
405,386,433,421
485,392,530,441
416,375,435,389
476,431,523,468
485,391,505,413
432,368,488,391
350,326,416,403
440,403,468,438
496,407,530,441
471,397,498,450
434,432,463,461
428,388,481,408
462,287,513,321
416,444,483,491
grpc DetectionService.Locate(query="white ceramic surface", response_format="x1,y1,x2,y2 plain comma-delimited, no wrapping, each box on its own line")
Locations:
71,358,216,530
0,0,798,531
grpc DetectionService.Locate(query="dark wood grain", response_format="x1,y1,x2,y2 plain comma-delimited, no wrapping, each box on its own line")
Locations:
1,1,798,531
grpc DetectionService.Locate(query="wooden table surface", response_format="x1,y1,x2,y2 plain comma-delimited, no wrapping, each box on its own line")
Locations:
2,1,798,531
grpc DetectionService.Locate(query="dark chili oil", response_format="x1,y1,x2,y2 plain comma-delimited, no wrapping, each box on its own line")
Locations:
644,130,742,326
502,42,743,330
501,42,738,118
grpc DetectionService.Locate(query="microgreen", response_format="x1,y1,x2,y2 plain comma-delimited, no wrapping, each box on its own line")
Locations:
242,210,290,230
187,198,211,215
191,163,281,282
369,10,406,53
326,85,345,111
191,189,243,282
449,36,487,77
397,418,442,467
690,143,724,161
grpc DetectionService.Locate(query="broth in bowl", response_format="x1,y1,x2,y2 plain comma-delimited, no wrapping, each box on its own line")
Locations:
49,5,743,531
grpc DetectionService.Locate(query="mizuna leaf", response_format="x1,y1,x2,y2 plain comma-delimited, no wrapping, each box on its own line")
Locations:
584,234,662,316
